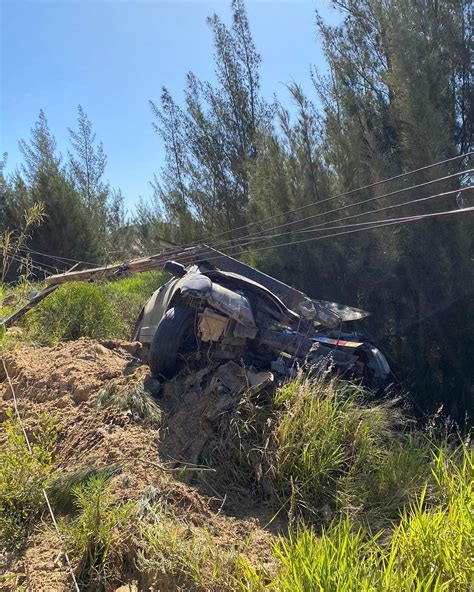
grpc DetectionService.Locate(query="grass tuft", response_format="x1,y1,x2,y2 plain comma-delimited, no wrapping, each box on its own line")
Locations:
48,464,122,514
96,382,162,427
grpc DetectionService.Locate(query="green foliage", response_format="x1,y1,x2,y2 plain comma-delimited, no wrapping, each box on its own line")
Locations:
101,271,168,334
48,464,122,514
137,508,252,591
26,282,124,343
272,377,427,524
205,375,430,526
59,474,135,589
96,382,162,427
240,444,473,591
25,271,165,344
0,411,59,548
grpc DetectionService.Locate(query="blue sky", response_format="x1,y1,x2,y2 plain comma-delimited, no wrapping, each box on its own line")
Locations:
1,0,340,209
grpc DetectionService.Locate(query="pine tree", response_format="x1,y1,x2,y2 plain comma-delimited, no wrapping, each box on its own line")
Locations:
68,105,108,210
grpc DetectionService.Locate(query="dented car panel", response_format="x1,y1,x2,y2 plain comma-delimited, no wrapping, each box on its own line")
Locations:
135,258,394,388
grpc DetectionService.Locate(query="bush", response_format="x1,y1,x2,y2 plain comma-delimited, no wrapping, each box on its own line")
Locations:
204,375,429,526
59,474,135,589
102,271,167,334
0,411,59,548
25,271,166,344
26,282,124,343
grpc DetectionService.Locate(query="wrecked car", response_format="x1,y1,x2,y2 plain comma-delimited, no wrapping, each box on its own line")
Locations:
133,255,393,389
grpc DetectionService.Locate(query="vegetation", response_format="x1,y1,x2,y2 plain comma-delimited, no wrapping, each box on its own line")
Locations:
246,443,473,591
59,474,135,589
96,382,162,427
0,0,472,588
137,508,252,591
0,271,167,345
48,464,122,514
0,412,59,548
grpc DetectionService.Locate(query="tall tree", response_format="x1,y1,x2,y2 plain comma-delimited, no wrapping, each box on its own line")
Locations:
68,105,108,210
149,0,272,245
18,110,61,183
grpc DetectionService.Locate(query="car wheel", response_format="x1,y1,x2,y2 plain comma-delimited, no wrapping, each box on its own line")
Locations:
149,307,197,379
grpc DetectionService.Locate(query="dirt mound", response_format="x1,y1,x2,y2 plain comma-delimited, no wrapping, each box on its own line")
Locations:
0,340,274,590
1,338,138,407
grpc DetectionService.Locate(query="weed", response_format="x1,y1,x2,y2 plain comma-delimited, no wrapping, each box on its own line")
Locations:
59,474,135,589
102,271,167,333
96,382,162,427
0,410,59,548
202,392,275,502
48,464,122,513
137,507,255,591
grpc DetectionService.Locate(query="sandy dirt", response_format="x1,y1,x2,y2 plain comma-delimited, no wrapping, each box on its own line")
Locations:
0,339,274,591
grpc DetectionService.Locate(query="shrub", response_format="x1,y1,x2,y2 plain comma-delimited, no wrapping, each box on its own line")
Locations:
25,271,166,344
102,271,167,333
27,282,124,343
59,474,135,589
204,375,425,525
0,411,59,548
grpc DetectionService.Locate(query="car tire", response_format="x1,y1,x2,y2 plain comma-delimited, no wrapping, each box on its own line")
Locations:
149,306,197,379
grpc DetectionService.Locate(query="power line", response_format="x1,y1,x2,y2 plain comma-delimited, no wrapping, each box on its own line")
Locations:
174,205,473,268
210,168,473,252
9,253,55,277
1,359,80,592
223,185,472,250
181,150,473,249
228,206,474,256
20,246,99,268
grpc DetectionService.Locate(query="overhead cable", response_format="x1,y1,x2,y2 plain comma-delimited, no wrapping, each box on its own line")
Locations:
218,185,472,252
181,151,473,249
210,168,473,251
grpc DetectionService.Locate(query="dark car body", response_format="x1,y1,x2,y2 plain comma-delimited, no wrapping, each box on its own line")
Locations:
134,256,393,388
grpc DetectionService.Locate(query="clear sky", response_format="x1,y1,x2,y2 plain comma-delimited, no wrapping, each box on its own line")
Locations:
1,0,340,209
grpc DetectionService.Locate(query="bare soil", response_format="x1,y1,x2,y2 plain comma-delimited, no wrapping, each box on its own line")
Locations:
0,339,274,591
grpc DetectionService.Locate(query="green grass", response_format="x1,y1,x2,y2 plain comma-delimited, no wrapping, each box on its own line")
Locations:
0,411,60,548
239,443,473,591
203,375,432,527
272,376,433,525
137,506,255,591
16,271,166,344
